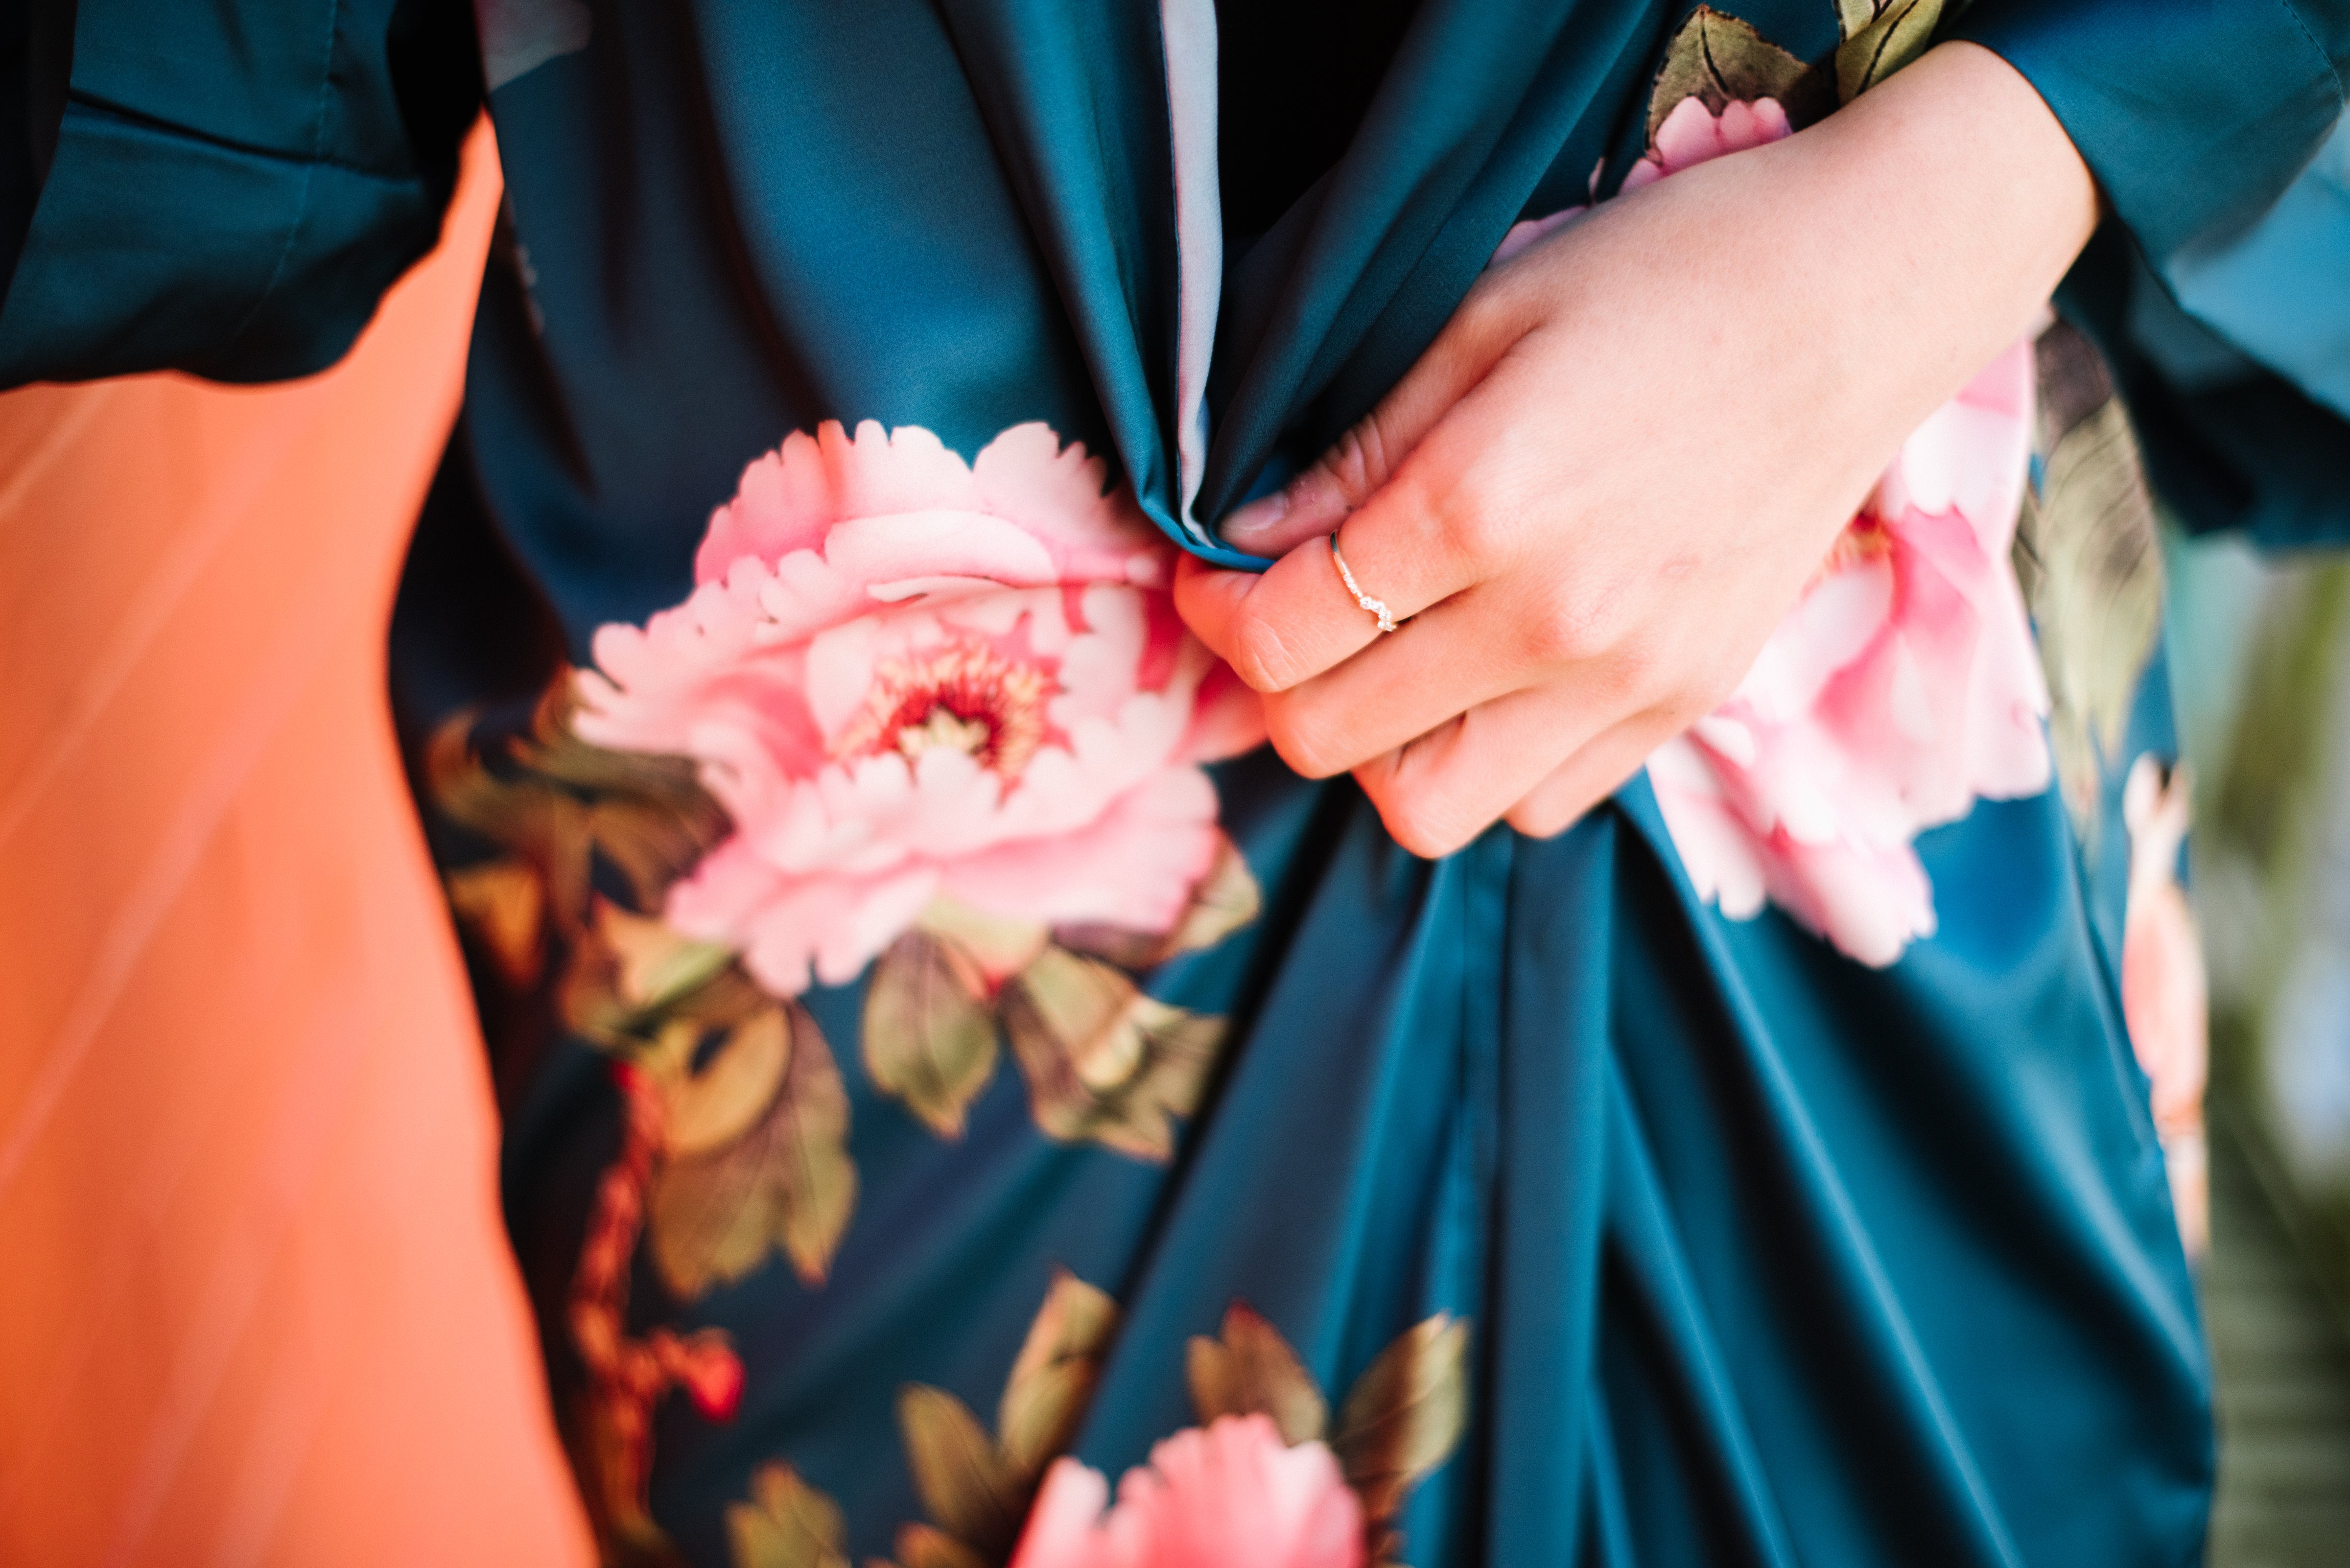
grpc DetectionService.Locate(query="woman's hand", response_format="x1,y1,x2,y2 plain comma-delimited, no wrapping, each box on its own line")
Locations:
1174,42,2095,858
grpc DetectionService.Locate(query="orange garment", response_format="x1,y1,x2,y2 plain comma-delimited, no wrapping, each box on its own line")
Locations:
0,125,591,1565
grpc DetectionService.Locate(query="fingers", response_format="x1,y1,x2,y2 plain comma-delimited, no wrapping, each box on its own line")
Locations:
1173,492,1484,694
1253,589,1523,777
1179,343,1572,699
1354,693,1677,859
1214,415,1402,560
1218,283,1522,559
1352,682,1618,859
1502,712,1681,840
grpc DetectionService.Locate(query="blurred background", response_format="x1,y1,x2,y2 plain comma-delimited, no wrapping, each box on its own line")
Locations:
2170,523,2350,1564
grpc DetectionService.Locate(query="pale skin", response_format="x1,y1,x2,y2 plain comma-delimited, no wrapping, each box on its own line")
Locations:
1174,41,2099,858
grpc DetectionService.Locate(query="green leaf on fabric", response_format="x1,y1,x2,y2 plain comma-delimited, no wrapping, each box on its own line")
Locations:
1331,1315,1472,1527
1645,7,1824,144
1186,1302,1330,1446
998,1270,1122,1478
443,856,547,986
423,682,731,936
661,1002,795,1157
589,793,730,912
2014,323,2164,845
864,929,1003,1139
528,685,729,908
1056,835,1264,971
1001,946,1227,1160
727,1464,851,1568
897,1387,1026,1559
559,899,741,1049
1835,0,1943,102
1834,0,1883,38
890,1523,992,1568
605,901,738,1014
884,1270,1118,1567
647,1002,856,1295
916,898,1053,982
427,710,598,932
1167,836,1265,954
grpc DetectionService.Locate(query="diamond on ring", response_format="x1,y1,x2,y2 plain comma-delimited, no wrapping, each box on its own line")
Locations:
1329,536,1399,633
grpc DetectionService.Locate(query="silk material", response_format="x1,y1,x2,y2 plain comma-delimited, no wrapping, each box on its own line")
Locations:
1945,0,2350,548
5,3,2346,1565
0,126,591,1565
2072,116,2350,551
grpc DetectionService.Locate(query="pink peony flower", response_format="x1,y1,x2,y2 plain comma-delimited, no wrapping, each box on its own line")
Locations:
1495,95,1790,265
1649,338,2049,964
576,421,1265,996
1010,1415,1364,1568
2120,756,2208,1137
1622,94,1793,191
2120,754,2209,1255
1514,88,2054,965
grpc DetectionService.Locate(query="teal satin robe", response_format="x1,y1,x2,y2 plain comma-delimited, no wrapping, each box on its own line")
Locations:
6,3,2348,1565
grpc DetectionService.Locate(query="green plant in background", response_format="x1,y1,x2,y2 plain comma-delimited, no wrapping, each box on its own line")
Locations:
2192,545,2350,1312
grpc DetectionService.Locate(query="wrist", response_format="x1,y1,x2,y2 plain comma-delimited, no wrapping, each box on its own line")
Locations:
1623,39,2096,494
1786,41,2096,386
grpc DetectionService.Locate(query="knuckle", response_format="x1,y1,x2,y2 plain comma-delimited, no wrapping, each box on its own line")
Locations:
1504,803,1554,839
1265,707,1345,781
1448,280,1519,354
1590,641,1660,708
1382,783,1476,860
1431,484,1511,569
1524,595,1610,665
1507,795,1581,841
1228,611,1297,693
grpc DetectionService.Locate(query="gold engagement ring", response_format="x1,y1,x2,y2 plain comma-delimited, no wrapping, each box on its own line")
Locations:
1329,536,1400,634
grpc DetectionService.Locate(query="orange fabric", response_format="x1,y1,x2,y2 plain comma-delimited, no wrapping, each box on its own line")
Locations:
0,125,592,1565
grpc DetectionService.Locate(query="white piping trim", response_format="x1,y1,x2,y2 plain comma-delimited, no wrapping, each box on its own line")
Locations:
1159,0,1222,535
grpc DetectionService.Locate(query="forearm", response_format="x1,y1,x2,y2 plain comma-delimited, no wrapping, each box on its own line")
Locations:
1178,39,2109,855
1457,40,2094,580
1590,42,2094,523
1789,41,2097,400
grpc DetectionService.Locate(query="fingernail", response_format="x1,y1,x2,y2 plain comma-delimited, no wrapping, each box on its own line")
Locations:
1219,489,1290,547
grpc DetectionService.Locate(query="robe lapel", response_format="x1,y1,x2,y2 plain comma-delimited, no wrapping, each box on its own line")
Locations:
1200,0,1668,541
932,0,1201,547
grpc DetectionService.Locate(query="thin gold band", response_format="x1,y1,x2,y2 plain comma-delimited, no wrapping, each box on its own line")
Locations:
1329,535,1399,634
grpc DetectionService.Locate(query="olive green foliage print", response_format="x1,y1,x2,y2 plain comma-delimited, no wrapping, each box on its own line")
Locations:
728,1465,853,1568
430,687,857,1301
725,1291,1471,1568
863,840,1259,1159
429,675,1261,1567
1645,0,1943,146
725,1270,1123,1568
887,1270,1124,1568
2012,320,2166,844
1832,0,1943,102
1649,7,1829,137
1188,1305,1471,1568
431,680,1262,1295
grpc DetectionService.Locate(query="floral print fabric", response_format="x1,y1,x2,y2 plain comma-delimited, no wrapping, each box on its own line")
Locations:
408,2,2213,1564
427,426,1281,1563
576,421,1264,998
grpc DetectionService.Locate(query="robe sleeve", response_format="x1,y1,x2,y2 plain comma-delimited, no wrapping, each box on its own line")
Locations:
0,0,481,388
1950,0,2350,544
